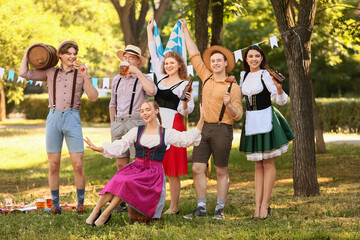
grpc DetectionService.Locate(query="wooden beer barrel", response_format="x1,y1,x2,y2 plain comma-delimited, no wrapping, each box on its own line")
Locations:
128,205,160,224
27,44,59,70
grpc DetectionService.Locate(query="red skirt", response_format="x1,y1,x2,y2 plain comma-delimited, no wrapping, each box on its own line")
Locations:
162,113,188,176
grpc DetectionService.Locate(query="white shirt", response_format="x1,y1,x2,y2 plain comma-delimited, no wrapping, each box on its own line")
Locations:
240,70,288,135
102,127,201,159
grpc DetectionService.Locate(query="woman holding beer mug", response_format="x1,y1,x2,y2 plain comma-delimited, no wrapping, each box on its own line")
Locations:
238,45,294,219
146,19,194,215
84,100,205,226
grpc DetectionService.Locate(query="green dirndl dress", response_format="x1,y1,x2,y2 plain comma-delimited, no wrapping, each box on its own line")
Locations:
239,106,295,160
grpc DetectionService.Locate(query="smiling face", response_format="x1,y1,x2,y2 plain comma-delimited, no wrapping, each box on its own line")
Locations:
140,102,158,123
58,47,78,68
246,49,263,72
210,53,227,74
163,57,180,76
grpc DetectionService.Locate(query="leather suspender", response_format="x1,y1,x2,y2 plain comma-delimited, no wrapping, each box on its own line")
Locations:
114,77,139,117
202,74,233,123
52,69,60,109
219,83,233,123
114,77,122,117
128,78,139,115
70,69,78,109
52,68,78,110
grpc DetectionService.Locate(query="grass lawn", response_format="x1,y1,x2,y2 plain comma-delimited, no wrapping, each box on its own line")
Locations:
0,122,359,239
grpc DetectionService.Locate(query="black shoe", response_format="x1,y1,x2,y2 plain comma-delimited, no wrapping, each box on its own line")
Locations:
261,207,271,220
212,208,225,220
113,202,127,213
183,207,206,219
92,213,111,227
86,210,101,226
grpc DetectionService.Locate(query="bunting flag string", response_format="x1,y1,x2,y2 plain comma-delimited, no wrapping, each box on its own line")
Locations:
0,27,311,89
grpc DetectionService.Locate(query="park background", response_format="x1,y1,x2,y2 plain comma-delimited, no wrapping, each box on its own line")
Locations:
0,0,359,239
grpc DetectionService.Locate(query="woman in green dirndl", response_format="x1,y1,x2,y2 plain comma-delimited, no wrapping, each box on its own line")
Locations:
239,45,294,219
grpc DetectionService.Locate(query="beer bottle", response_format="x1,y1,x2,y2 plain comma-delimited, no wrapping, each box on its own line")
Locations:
180,78,193,101
265,65,285,83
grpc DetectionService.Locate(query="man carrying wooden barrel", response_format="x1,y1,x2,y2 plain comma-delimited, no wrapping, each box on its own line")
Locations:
19,40,98,215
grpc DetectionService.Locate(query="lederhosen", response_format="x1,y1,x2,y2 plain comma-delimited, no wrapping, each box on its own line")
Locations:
192,75,234,167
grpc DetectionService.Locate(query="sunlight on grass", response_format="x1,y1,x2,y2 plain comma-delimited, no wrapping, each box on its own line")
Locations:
1,126,360,239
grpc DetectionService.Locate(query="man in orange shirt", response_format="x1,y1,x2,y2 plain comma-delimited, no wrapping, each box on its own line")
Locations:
180,19,243,220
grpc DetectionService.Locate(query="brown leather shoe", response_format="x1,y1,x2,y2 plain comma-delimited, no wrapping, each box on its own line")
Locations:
48,207,62,215
76,204,86,215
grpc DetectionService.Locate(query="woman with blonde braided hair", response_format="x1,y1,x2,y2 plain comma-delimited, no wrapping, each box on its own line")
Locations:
84,100,205,226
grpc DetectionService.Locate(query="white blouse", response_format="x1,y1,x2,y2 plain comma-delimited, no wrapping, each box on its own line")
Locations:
102,127,201,159
239,70,288,136
148,40,194,128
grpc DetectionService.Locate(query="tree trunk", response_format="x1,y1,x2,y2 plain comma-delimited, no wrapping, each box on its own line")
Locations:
111,0,171,54
270,0,319,196
312,91,326,153
0,84,6,121
211,0,224,46
194,0,210,176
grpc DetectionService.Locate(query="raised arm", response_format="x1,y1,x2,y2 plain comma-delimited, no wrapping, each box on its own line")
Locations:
179,19,199,56
147,18,167,81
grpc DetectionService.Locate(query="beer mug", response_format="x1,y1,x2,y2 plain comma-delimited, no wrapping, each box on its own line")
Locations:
119,61,130,76
45,196,53,208
36,198,46,210
4,198,12,211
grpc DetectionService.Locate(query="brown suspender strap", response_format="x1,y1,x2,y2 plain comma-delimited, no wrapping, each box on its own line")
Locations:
219,82,233,123
52,69,60,109
70,69,78,109
52,68,77,110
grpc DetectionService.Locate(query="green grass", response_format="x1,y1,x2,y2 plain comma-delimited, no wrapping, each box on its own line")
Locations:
0,124,359,239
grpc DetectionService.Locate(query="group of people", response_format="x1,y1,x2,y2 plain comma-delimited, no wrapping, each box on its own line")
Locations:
19,19,294,226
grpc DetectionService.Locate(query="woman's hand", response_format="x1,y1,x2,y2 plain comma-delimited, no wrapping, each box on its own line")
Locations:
84,137,104,153
184,91,191,103
271,72,284,94
147,18,154,31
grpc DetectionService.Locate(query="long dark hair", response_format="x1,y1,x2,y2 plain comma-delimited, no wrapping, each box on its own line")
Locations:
242,45,267,72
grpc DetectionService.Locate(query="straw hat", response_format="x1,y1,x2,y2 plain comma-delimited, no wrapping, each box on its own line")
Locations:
57,40,78,56
117,45,147,67
203,45,235,73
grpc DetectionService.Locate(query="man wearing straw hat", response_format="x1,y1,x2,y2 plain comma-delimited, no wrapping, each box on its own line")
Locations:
19,40,98,215
109,45,156,212
180,19,243,220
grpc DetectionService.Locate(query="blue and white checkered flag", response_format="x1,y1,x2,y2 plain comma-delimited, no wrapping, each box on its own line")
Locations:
153,19,165,61
164,21,187,66
152,20,187,67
